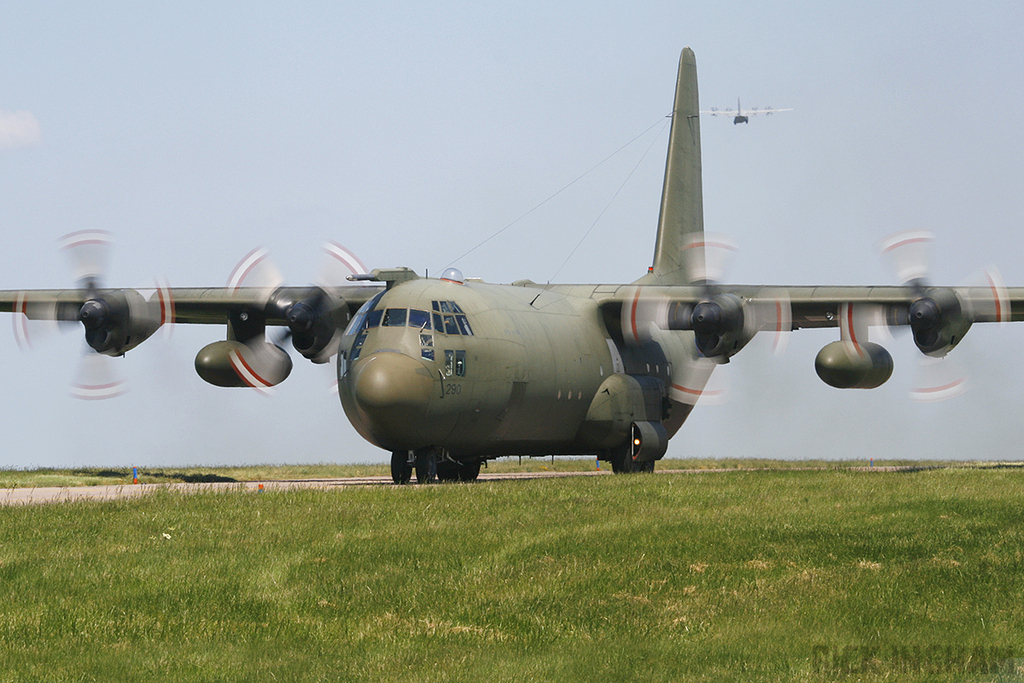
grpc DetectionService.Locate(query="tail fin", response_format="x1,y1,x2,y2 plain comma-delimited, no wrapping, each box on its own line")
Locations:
637,48,703,286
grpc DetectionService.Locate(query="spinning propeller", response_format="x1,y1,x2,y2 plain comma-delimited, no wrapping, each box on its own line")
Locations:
622,233,792,406
210,241,368,393
12,230,174,399
878,230,1009,401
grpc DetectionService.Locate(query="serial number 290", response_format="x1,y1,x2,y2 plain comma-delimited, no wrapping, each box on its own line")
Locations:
445,383,462,396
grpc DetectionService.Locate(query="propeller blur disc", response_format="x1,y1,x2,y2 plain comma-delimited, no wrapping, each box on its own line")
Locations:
681,233,737,284
319,241,370,286
878,230,933,285
962,267,1010,324
621,287,669,346
669,355,718,406
910,355,968,402
749,288,792,357
59,230,113,288
10,292,59,350
71,351,128,400
227,246,283,294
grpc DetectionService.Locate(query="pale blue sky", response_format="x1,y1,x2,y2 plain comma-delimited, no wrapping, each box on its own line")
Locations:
2,1,1023,467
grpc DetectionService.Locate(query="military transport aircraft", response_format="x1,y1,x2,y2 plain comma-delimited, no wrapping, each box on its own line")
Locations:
1,48,1020,484
701,97,793,124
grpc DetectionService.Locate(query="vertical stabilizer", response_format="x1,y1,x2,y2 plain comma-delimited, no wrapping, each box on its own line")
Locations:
638,48,703,285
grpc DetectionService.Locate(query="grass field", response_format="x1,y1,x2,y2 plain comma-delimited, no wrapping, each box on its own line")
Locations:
0,466,1022,682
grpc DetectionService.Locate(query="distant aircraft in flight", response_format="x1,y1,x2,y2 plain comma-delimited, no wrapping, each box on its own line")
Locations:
702,98,792,124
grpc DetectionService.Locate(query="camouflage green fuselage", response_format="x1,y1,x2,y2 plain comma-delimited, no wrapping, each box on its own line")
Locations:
337,278,687,458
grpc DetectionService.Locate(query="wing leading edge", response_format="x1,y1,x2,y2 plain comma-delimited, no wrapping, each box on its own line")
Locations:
0,286,383,326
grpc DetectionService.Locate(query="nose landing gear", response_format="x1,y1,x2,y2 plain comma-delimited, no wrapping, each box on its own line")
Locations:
390,450,413,484
390,448,438,484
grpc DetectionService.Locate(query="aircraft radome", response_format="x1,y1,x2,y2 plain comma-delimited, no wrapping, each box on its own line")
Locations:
2,48,1021,484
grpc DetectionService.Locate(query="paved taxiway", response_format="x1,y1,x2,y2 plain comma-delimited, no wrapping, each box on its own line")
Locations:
0,466,938,506
0,470,613,506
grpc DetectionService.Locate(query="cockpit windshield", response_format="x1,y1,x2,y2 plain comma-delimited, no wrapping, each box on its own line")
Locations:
343,295,475,365
430,301,472,336
408,309,431,330
382,308,407,327
350,299,474,337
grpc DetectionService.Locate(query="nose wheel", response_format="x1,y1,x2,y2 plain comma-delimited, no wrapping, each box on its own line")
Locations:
390,448,439,484
414,448,437,484
391,450,413,484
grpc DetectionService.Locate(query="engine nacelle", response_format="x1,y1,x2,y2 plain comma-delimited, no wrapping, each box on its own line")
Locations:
689,293,752,359
815,341,893,389
195,340,292,389
78,289,162,356
266,287,346,363
908,288,972,357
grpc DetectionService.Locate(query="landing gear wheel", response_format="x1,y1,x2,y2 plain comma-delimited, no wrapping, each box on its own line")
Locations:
435,458,481,482
414,448,437,484
391,450,413,485
458,460,481,482
609,446,654,474
436,460,459,482
610,446,635,474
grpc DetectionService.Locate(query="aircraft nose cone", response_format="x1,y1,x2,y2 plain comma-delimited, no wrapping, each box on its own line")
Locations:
351,352,433,439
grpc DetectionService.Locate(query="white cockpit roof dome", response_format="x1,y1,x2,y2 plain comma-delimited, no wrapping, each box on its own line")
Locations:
440,267,465,284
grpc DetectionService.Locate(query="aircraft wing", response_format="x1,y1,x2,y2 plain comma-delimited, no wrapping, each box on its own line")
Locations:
587,283,1022,329
744,108,793,116
699,108,792,116
0,286,383,325
574,281,1020,358
573,281,1020,399
0,282,387,389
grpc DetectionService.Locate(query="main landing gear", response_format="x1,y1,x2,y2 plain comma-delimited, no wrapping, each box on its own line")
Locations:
436,458,481,482
391,449,482,484
608,445,655,474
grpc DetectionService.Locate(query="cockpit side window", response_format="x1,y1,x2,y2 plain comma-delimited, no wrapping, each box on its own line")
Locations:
350,332,368,361
343,291,386,337
342,291,386,365
443,350,467,377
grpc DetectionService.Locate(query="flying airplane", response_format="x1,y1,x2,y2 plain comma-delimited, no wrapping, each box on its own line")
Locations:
1,48,1020,485
702,97,793,124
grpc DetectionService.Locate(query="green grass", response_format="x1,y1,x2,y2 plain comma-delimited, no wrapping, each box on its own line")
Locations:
0,468,1022,681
